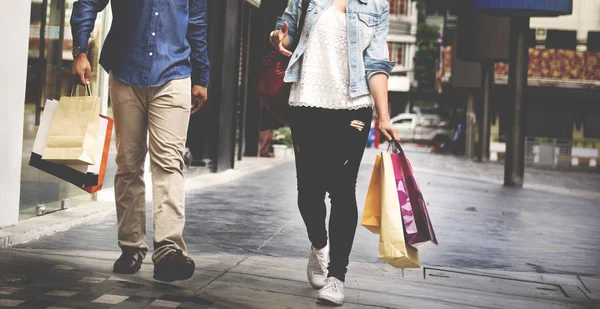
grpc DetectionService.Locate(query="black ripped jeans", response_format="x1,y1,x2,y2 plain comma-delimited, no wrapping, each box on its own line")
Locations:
291,107,373,282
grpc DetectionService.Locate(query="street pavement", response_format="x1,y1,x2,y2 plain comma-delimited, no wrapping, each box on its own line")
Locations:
4,148,600,308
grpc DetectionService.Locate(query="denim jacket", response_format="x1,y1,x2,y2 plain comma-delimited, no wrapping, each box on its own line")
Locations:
276,0,396,98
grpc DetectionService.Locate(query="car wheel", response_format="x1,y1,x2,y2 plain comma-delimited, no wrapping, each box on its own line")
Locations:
432,136,450,153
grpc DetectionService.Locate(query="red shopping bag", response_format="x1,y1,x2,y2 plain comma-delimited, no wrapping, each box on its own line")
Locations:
390,143,438,247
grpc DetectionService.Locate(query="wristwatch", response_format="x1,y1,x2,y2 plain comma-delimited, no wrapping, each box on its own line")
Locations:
72,46,88,59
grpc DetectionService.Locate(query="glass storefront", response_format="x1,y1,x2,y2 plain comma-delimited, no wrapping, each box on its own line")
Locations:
20,0,115,219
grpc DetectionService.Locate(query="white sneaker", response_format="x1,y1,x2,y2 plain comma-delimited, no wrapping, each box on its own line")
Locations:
307,245,329,289
317,277,345,306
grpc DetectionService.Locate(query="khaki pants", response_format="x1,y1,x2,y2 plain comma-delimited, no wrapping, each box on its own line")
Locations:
109,74,191,263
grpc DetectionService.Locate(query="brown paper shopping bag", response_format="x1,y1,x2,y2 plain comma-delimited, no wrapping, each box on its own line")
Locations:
30,100,113,194
361,155,383,234
42,85,100,165
379,152,420,268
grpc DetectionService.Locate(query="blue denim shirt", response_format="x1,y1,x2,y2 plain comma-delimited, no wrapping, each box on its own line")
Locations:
276,0,396,98
71,0,209,88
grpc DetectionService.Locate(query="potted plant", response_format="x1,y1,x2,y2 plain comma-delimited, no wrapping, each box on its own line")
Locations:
272,127,293,158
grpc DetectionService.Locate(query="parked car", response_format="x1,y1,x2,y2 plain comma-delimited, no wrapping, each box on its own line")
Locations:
391,113,452,152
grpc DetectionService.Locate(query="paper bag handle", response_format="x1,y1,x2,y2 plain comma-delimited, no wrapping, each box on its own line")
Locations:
387,139,403,154
70,84,92,97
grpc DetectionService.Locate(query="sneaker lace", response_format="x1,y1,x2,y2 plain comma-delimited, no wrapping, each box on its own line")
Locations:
310,250,328,274
327,278,342,293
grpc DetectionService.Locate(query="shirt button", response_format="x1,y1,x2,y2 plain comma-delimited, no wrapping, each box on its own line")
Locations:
155,12,159,16
149,52,153,56
152,32,156,36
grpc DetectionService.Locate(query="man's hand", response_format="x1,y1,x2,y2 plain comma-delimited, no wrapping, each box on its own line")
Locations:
270,22,292,57
72,53,92,85
191,85,208,115
379,118,400,142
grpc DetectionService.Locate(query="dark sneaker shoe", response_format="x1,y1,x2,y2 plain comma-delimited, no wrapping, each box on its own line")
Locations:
113,251,143,274
153,249,195,282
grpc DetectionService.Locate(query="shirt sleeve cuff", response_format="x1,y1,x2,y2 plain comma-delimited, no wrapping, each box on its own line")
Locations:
73,33,91,50
275,17,294,45
192,71,209,88
365,57,396,81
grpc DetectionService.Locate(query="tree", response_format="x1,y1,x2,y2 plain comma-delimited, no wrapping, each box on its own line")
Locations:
413,23,440,91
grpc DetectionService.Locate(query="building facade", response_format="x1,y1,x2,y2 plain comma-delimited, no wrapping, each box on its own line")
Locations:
386,0,418,116
387,0,418,92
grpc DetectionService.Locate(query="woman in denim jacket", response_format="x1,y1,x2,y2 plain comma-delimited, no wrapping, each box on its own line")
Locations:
270,0,399,305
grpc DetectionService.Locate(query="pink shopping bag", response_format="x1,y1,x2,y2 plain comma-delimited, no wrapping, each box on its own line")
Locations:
390,145,438,247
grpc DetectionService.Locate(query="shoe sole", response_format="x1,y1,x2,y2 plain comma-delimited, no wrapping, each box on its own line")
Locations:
113,265,141,275
317,296,343,306
153,262,195,282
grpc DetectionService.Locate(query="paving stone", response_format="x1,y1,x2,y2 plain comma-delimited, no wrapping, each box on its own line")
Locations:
149,299,181,308
79,276,108,284
45,290,78,297
92,294,129,304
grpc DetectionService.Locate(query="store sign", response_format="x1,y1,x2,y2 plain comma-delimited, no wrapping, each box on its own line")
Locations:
473,0,572,16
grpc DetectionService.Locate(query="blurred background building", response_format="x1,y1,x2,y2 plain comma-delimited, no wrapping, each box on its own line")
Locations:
436,0,599,169
386,0,418,115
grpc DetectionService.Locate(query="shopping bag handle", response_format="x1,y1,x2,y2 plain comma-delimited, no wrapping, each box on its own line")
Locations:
387,139,403,153
70,84,92,97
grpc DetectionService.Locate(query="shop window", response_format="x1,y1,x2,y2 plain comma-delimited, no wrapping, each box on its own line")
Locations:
545,30,577,50
21,0,112,220
587,32,600,52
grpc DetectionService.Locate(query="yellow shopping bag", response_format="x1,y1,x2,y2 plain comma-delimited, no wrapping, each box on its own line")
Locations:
363,152,420,268
379,152,420,268
361,155,383,234
42,85,100,165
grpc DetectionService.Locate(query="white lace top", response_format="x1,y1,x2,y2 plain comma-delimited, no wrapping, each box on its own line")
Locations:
288,7,373,110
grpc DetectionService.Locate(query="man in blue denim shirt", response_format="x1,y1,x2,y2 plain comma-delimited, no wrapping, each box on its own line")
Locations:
71,0,209,282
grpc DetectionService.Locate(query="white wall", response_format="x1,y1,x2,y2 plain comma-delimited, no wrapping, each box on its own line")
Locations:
530,0,600,42
0,1,31,227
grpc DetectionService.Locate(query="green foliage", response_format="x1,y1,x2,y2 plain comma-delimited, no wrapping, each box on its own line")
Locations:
414,23,440,91
273,127,293,148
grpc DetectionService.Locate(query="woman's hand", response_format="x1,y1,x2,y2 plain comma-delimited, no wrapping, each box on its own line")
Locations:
270,22,293,57
378,118,400,142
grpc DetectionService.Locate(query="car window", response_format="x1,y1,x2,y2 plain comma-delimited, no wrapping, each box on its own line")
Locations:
419,117,438,127
394,118,413,125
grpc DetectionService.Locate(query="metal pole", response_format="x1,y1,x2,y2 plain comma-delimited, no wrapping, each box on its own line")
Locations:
465,91,475,160
504,16,530,187
479,61,494,162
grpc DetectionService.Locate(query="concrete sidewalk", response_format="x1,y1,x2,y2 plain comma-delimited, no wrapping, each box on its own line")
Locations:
2,248,598,309
1,156,292,248
4,148,600,308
